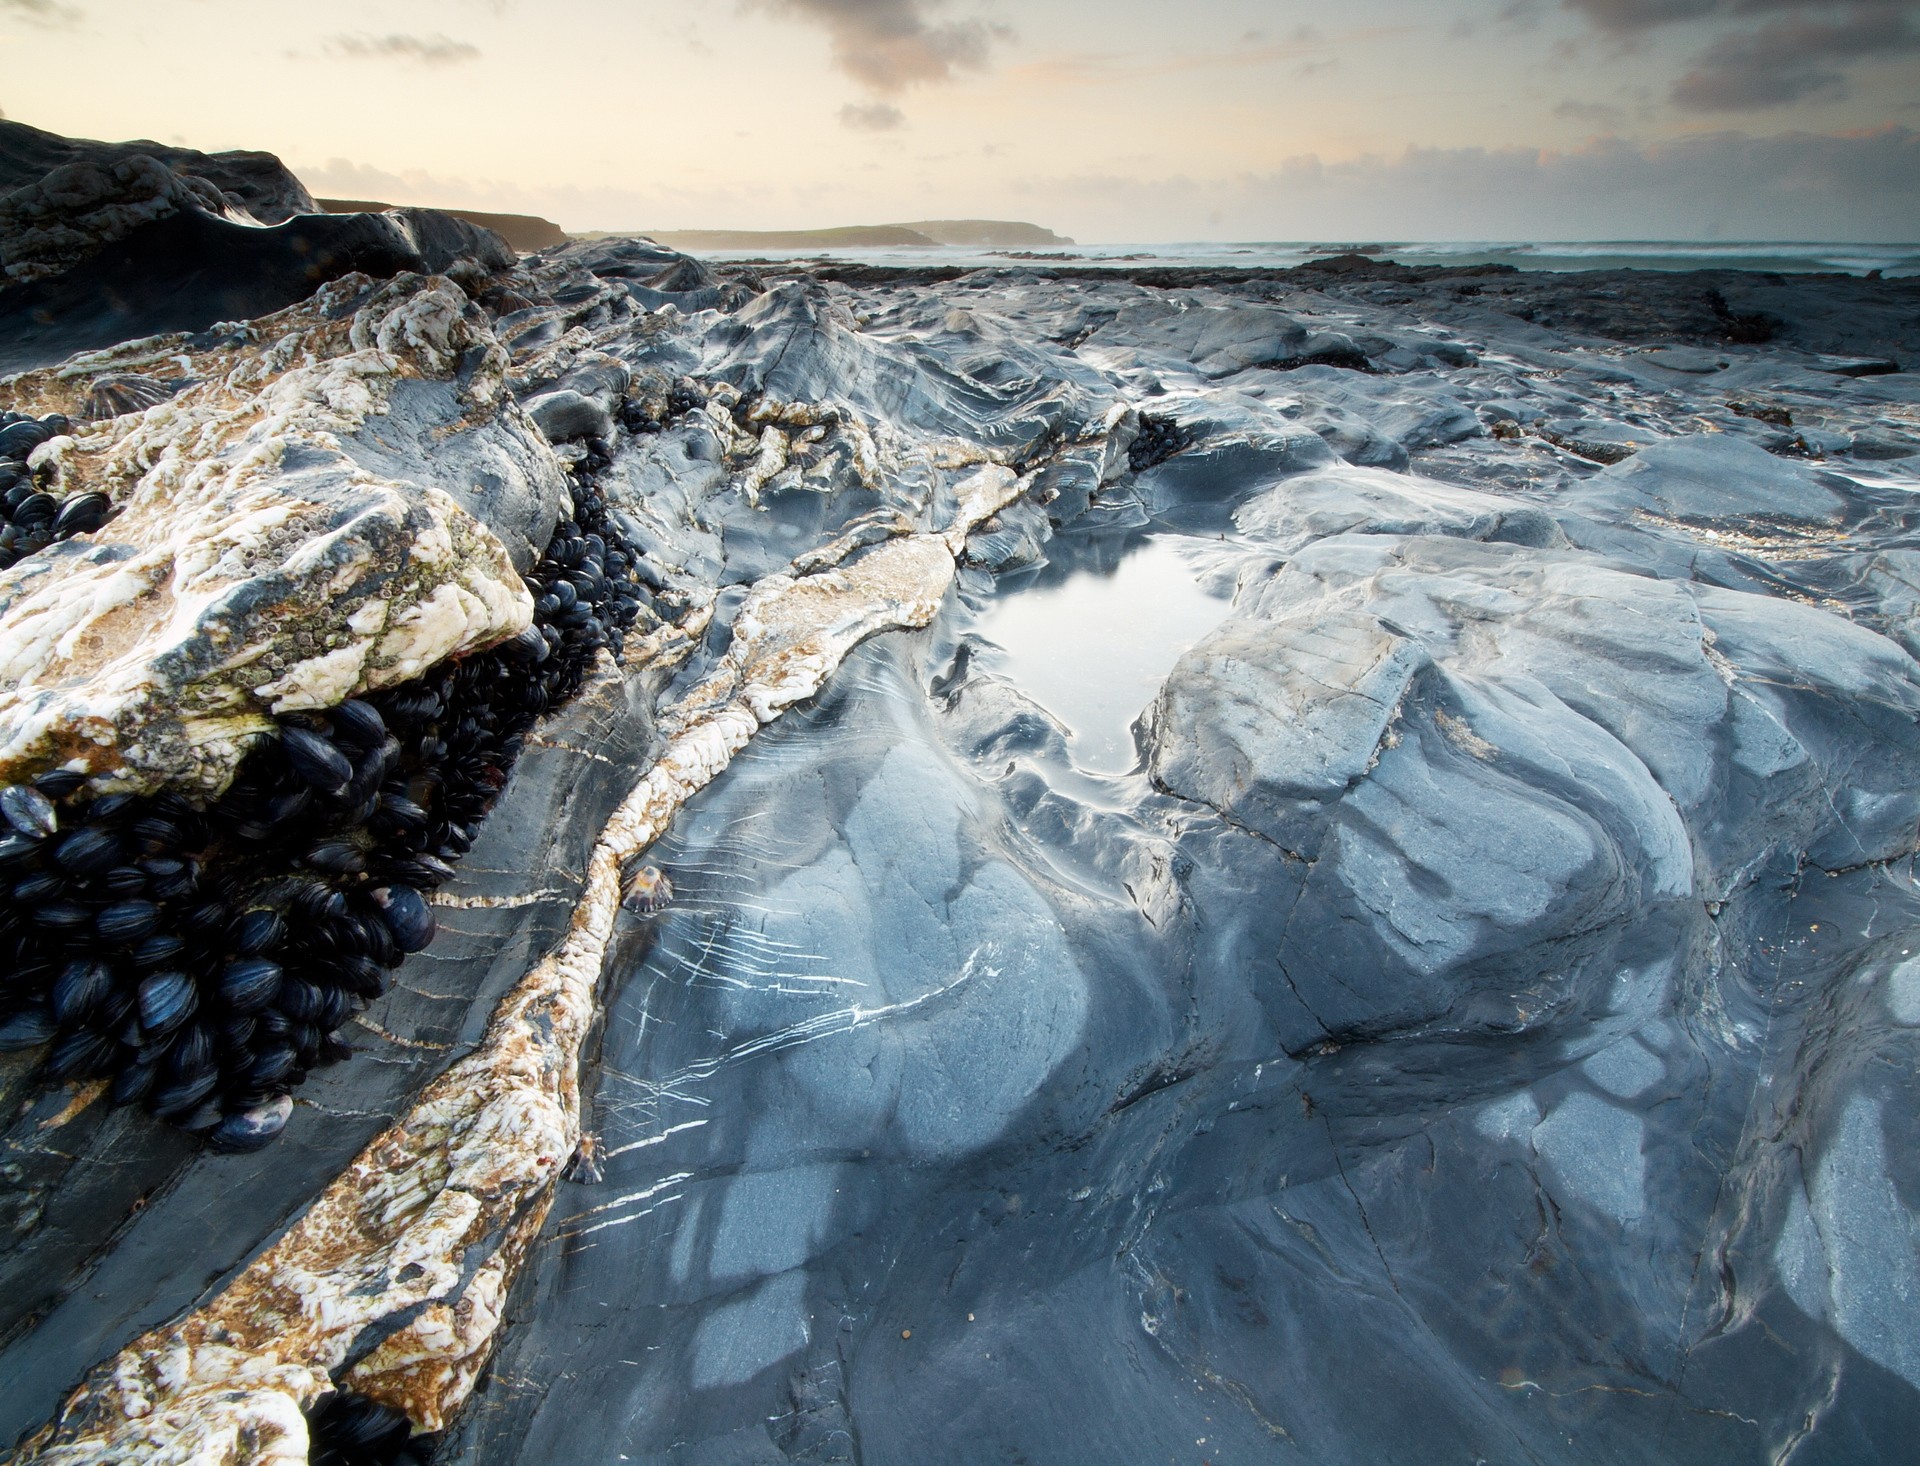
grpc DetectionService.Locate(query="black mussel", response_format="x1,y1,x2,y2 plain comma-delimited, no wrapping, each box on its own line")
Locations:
50,959,112,1025
219,1014,256,1049
128,814,181,850
97,899,162,944
231,908,286,956
150,1069,219,1118
306,840,366,877
374,793,429,834
14,871,65,904
208,1094,294,1154
137,970,197,1035
31,770,85,800
162,1023,214,1081
354,912,396,967
219,959,283,1013
103,865,149,896
331,699,386,749
111,1059,158,1105
33,901,90,932
265,786,312,824
309,1389,411,1462
0,420,49,457
386,853,456,889
132,933,186,967
370,884,434,952
46,1029,119,1080
140,856,197,900
280,726,353,793
0,833,40,867
293,1024,321,1067
93,986,136,1032
1,784,58,839
90,792,138,822
337,954,389,998
318,1033,353,1065
277,978,326,1024
52,825,125,874
51,492,111,538
13,492,57,527
247,1043,297,1087
0,1005,57,1050
314,985,355,1030
179,900,231,936
291,882,349,922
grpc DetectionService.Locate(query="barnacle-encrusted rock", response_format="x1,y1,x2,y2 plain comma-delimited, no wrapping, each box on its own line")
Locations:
0,272,568,796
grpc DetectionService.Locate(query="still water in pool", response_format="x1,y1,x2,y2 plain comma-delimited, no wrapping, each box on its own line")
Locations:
975,535,1233,774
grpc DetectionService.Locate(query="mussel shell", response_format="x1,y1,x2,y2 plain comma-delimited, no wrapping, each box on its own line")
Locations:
111,1058,158,1105
277,978,326,1024
0,1005,57,1050
46,1029,120,1080
314,985,355,1030
208,1094,294,1153
49,959,112,1025
52,825,125,874
372,884,435,952
247,1043,298,1087
137,970,197,1035
161,1022,215,1081
280,726,353,793
33,901,91,932
219,958,283,1013
230,908,287,956
0,833,40,867
103,865,150,896
31,770,85,800
337,954,389,998
305,840,366,877
51,492,111,537
1,784,58,840
309,1390,411,1455
14,871,64,903
97,899,162,944
149,1068,219,1118
330,699,387,749
132,933,186,967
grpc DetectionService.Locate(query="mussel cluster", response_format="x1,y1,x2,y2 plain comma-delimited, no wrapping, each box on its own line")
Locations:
0,475,652,1151
0,412,113,572
1127,412,1194,472
616,380,707,436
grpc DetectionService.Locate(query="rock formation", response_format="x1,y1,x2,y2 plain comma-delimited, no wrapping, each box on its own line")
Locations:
1,124,1918,1465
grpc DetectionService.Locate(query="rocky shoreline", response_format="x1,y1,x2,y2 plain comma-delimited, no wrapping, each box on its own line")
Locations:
2,121,1919,1464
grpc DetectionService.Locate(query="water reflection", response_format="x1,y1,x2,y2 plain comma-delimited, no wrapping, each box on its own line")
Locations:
976,534,1232,774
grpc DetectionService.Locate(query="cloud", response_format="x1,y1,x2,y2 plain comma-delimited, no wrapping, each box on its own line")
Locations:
0,0,81,27
1009,125,1920,242
1562,0,1920,111
752,0,997,91
840,101,906,130
325,33,483,66
1672,6,1920,108
1556,98,1630,123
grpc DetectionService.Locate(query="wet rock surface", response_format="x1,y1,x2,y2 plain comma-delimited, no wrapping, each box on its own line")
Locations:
1,161,1919,1464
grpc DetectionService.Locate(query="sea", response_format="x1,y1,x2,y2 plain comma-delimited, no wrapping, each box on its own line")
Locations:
679,240,1919,277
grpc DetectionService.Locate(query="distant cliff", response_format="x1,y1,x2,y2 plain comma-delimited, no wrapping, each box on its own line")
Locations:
635,219,1073,251
317,199,568,254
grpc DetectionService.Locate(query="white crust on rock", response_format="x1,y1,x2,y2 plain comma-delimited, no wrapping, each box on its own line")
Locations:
0,274,537,795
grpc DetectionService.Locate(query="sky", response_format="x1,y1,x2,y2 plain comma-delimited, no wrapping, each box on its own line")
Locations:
2,0,1917,241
